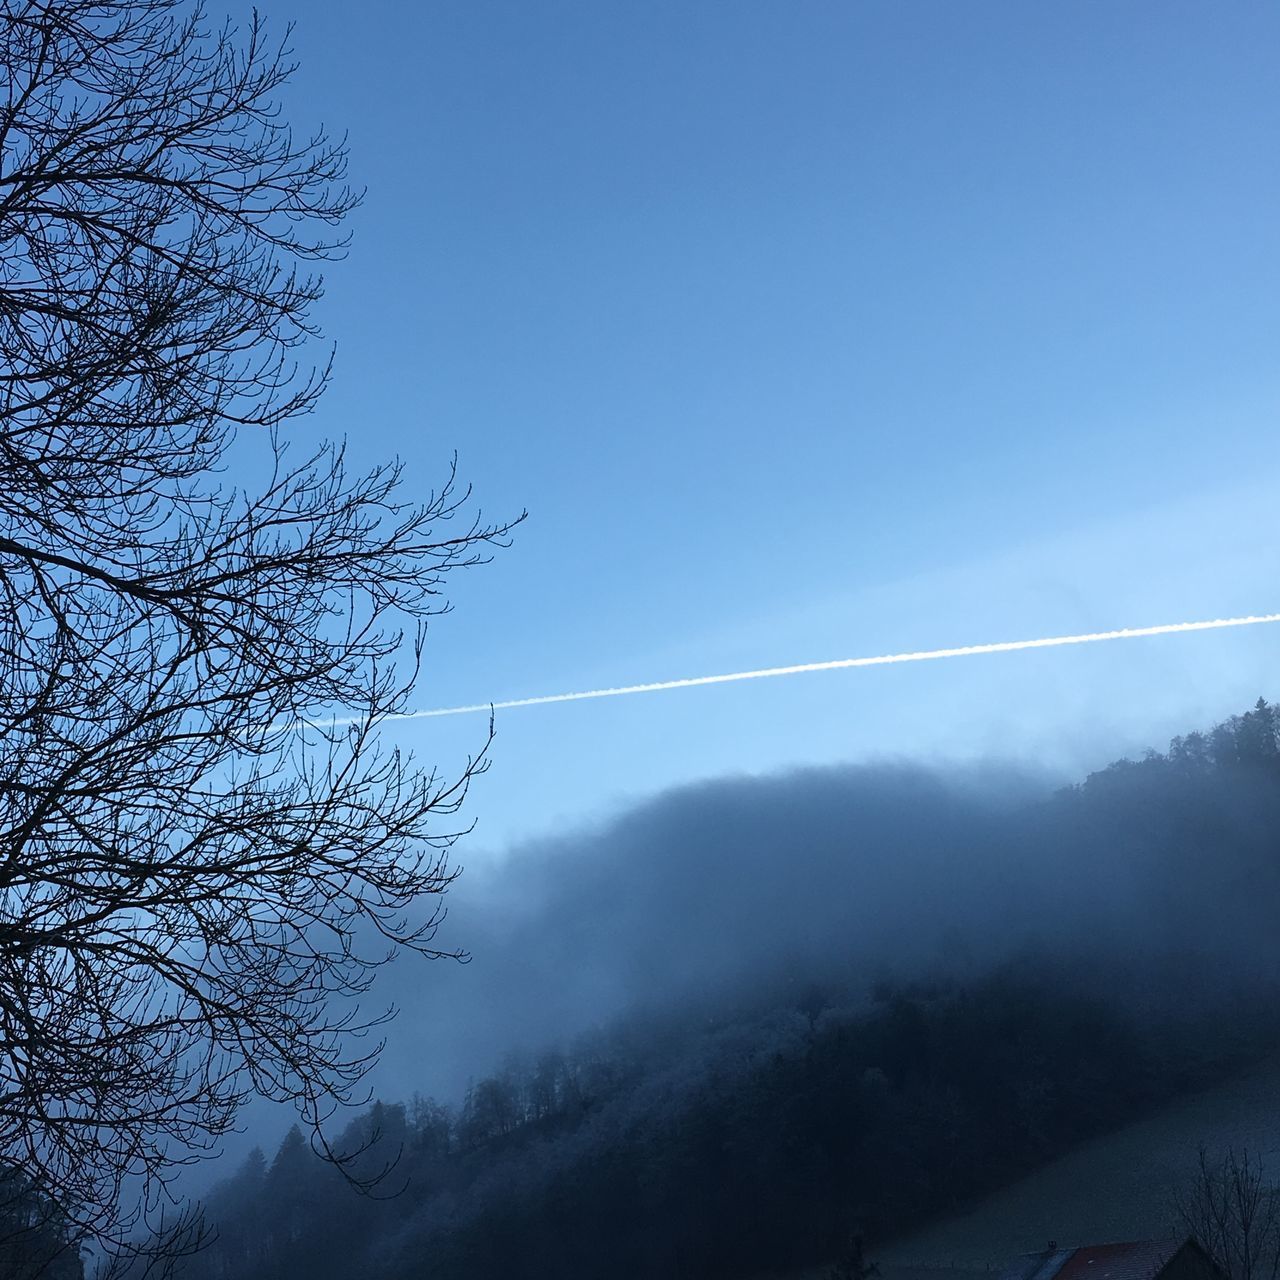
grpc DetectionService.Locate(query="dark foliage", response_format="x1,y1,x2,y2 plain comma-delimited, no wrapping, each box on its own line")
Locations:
0,1170,83,1280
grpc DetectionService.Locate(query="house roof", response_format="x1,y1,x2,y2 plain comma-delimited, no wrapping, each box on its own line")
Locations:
1055,1240,1186,1280
1000,1239,1190,1280
1001,1247,1077,1280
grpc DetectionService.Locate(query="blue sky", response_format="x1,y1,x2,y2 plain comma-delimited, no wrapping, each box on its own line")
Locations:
272,1,1278,852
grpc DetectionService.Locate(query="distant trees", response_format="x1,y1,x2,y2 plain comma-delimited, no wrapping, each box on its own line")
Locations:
184,968,1241,1280
1161,699,1278,775
0,0,516,1267
0,1171,82,1280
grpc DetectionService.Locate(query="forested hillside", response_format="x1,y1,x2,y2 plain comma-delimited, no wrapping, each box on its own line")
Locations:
181,700,1280,1280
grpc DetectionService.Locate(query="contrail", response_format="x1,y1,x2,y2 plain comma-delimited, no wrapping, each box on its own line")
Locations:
335,612,1280,725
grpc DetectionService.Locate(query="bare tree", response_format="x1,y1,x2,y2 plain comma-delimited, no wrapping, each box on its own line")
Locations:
0,0,518,1270
1173,1147,1280,1280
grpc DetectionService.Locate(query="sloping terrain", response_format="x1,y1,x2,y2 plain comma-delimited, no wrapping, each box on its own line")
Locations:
878,1056,1280,1270
788,1056,1280,1280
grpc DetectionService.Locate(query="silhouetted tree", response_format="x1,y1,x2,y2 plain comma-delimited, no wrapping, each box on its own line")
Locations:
1173,1147,1280,1280
0,0,517,1266
0,1170,83,1280
408,1094,454,1159
1237,700,1279,765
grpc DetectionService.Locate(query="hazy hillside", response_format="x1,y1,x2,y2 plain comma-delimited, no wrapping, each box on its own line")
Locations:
179,699,1280,1280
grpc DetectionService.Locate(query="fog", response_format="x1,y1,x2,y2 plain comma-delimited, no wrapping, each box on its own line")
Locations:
180,705,1280,1219
362,762,1036,1102
356,735,1280,1111
182,704,1280,1280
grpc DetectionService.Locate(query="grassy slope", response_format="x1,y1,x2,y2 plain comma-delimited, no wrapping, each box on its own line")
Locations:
788,1056,1280,1280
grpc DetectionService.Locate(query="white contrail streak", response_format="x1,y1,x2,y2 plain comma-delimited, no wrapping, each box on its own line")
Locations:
335,612,1280,725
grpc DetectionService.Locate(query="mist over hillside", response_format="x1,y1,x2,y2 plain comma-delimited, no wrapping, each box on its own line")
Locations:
368,704,1280,1108
179,699,1280,1280
374,761,1055,1102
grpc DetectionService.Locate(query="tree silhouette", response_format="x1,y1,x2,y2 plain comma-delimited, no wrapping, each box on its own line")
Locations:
1173,1147,1280,1280
0,0,518,1267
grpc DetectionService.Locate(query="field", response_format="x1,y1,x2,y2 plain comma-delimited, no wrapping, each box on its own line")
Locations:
788,1056,1280,1280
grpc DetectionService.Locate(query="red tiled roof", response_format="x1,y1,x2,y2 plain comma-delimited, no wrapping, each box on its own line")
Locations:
1053,1240,1184,1280
1005,1239,1187,1280
1000,1239,1201,1280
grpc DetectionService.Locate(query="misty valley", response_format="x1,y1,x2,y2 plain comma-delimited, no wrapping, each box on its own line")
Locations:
170,700,1280,1280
